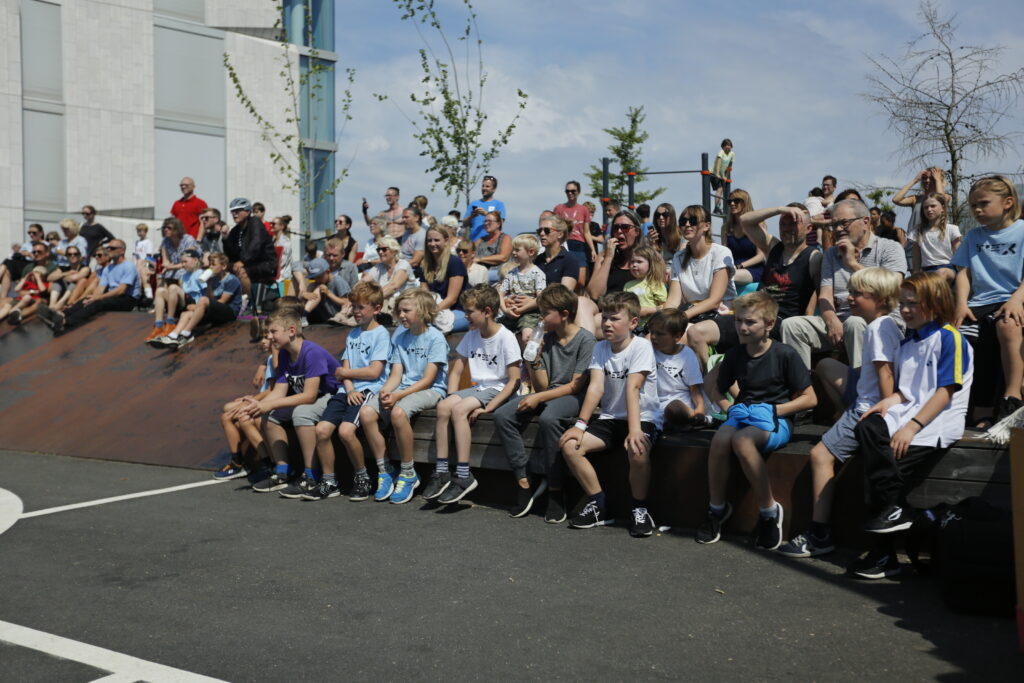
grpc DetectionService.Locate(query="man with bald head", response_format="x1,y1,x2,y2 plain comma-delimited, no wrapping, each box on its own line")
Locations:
171,177,209,240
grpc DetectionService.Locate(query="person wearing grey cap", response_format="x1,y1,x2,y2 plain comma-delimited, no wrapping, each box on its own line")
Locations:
301,256,352,324
224,197,278,314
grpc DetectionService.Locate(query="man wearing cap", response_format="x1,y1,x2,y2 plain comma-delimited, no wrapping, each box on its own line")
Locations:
37,239,140,335
171,177,209,240
463,175,505,242
302,256,351,324
224,198,278,311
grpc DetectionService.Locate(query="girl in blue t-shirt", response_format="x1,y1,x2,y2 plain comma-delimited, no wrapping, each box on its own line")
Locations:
951,175,1024,426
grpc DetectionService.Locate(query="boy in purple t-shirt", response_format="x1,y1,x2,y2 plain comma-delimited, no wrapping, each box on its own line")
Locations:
247,307,340,495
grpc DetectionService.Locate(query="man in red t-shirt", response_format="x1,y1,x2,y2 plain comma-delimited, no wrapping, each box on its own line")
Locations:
170,177,208,239
553,180,595,268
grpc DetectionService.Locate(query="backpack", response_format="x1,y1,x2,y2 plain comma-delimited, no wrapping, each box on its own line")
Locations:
906,497,1015,616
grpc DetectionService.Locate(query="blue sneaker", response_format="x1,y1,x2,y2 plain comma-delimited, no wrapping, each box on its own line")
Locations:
389,471,420,504
212,461,249,481
374,469,395,502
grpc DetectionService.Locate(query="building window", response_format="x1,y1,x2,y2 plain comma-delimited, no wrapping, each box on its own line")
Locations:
23,109,66,211
21,0,62,102
154,25,226,126
153,0,205,23
284,0,334,52
299,56,335,143
305,149,336,237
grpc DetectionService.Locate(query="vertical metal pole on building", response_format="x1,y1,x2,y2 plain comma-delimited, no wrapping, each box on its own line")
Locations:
701,152,711,218
627,173,636,210
601,157,610,228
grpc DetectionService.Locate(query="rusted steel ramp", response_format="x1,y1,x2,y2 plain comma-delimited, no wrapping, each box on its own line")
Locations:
0,313,349,470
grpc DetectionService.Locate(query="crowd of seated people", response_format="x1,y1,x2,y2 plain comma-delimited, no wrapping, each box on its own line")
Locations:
5,170,1021,581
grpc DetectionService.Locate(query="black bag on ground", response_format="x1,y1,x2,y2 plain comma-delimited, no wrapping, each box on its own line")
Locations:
906,497,1015,617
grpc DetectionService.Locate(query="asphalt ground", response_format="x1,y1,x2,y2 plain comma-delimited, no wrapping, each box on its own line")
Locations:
0,449,1018,681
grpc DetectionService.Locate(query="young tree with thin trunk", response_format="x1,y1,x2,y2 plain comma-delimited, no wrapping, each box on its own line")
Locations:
586,106,665,206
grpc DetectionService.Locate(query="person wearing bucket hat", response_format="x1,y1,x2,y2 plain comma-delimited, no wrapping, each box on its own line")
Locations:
301,256,352,324
224,197,278,314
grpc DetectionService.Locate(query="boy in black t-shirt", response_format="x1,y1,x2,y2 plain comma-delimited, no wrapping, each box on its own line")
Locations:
697,291,816,550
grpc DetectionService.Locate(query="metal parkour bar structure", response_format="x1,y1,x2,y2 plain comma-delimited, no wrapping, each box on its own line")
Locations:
598,152,732,227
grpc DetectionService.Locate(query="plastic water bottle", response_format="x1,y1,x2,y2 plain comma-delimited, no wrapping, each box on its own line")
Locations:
523,321,545,362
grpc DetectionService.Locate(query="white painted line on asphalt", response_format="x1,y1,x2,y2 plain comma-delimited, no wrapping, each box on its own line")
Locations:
0,488,24,535
19,479,224,519
0,619,225,682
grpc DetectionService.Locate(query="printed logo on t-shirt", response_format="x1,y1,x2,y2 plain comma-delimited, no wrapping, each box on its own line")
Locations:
405,344,433,360
977,242,1016,256
286,373,307,395
469,349,500,368
657,361,685,379
606,368,629,379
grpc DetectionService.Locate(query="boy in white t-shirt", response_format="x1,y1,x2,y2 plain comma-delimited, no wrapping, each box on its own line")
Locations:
422,284,522,504
559,291,662,537
648,309,708,430
779,268,903,559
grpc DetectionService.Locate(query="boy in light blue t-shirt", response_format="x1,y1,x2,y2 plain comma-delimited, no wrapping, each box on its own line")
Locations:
359,289,449,504
307,282,392,501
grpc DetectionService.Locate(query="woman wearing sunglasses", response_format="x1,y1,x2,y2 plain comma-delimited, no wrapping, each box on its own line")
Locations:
47,246,92,312
721,189,765,287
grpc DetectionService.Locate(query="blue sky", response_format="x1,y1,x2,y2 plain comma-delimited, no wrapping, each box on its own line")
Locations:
332,0,1023,243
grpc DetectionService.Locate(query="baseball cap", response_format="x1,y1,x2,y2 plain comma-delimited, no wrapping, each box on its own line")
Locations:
229,197,252,213
306,258,330,278
182,248,202,259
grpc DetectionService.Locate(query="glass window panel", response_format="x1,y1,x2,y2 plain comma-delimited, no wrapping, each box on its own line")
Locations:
154,128,226,219
153,0,205,23
23,109,65,210
303,148,335,236
310,0,334,52
299,57,334,142
21,0,62,101
154,26,225,125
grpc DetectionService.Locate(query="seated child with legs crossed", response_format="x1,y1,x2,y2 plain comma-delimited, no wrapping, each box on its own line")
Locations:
244,307,342,494
150,253,242,348
697,290,817,550
648,309,709,431
849,272,973,579
215,330,279,480
306,281,391,501
778,267,903,558
558,291,663,537
358,289,449,504
423,284,522,504
498,234,547,345
493,284,596,521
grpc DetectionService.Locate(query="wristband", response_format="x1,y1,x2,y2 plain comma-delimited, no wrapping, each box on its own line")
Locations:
910,417,925,429
574,419,589,432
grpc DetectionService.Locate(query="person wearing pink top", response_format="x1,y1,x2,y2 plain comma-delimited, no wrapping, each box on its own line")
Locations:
554,180,596,271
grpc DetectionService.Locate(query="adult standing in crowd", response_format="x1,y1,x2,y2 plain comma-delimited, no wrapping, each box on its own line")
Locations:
720,189,765,287
332,215,359,262
646,202,681,267
820,175,837,209
170,177,208,240
780,199,908,370
554,180,595,270
362,186,404,233
224,197,278,311
37,239,140,335
158,217,199,286
893,167,950,239
79,205,115,259
741,203,822,325
464,175,506,242
664,205,738,368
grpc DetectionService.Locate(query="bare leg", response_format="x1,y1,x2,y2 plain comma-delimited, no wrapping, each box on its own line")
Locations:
731,427,773,509
627,444,652,500
295,425,319,469
451,397,481,464
814,357,850,415
996,317,1024,399
810,442,837,524
561,433,607,495
433,395,459,462
391,406,415,464
261,419,291,466
664,399,696,426
337,421,365,470
359,405,386,460
707,426,735,506
314,421,338,475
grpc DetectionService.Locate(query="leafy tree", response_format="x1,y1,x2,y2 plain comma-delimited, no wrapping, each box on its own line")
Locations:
223,0,354,236
864,1,1024,218
586,106,665,206
375,0,528,212
866,187,896,212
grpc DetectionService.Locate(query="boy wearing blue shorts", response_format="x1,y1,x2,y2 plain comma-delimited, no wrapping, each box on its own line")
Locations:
697,291,817,550
304,282,391,501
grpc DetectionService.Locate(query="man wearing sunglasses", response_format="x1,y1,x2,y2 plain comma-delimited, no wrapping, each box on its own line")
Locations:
38,240,140,335
464,175,505,242
224,197,278,313
1,225,46,297
779,199,908,370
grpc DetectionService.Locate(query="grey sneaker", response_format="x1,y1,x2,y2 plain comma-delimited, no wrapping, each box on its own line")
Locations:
279,475,316,499
421,472,452,500
348,477,373,502
437,473,478,504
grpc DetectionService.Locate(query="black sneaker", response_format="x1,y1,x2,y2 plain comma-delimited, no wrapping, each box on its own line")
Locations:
544,490,566,524
754,505,785,550
862,504,913,533
568,499,604,529
36,304,57,329
777,531,835,558
348,477,373,502
279,475,315,499
995,396,1024,422
421,472,452,500
8,309,21,325
850,549,902,579
437,473,478,504
695,503,733,544
252,472,289,493
302,478,340,501
509,477,548,518
629,506,655,538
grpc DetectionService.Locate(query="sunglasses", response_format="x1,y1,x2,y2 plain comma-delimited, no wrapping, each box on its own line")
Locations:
612,222,636,231
483,175,496,183
565,188,579,194
655,212,670,218
679,216,701,226
456,248,470,255
537,227,554,235
377,247,390,253
32,250,47,255
67,251,81,257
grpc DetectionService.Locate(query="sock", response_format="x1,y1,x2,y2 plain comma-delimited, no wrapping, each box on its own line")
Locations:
166,318,176,325
323,472,337,484
145,287,153,298
275,463,288,476
376,458,389,474
631,498,647,511
435,457,449,474
400,461,415,476
354,467,369,481
709,502,727,516
810,520,831,539
231,452,243,466
456,462,469,478
180,330,191,338
304,467,316,481
168,332,178,339
760,503,780,519
154,320,164,328
589,491,606,509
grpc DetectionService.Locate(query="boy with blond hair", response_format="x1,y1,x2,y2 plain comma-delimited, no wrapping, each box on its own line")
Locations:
498,233,547,344
697,291,817,550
